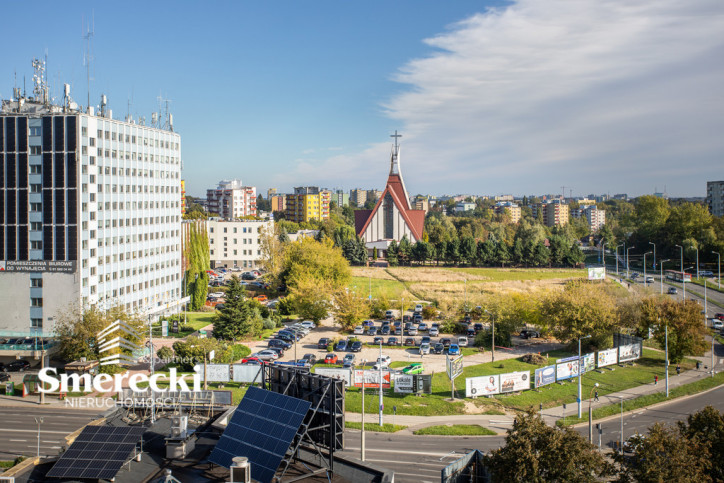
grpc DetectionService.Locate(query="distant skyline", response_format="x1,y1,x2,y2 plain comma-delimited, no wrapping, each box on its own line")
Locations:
1,1,722,199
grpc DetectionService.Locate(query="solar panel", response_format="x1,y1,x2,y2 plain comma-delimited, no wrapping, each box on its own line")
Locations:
209,386,311,483
46,426,146,480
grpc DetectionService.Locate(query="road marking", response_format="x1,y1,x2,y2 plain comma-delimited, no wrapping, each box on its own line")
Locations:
2,428,72,435
358,459,443,468
342,448,454,457
9,439,26,442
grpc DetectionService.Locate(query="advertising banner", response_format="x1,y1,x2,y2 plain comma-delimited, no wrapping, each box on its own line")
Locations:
315,367,353,387
446,355,464,380
556,358,580,381
232,364,263,384
500,371,530,393
394,374,414,393
198,364,230,382
415,374,433,394
580,353,595,373
465,375,500,397
1,260,77,273
597,348,618,368
618,343,642,363
535,365,556,388
588,267,606,280
353,370,391,389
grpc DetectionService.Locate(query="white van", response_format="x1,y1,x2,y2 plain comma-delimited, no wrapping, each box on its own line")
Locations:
457,336,469,347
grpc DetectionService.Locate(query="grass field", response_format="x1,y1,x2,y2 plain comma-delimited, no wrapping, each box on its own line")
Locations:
413,424,497,436
345,422,407,432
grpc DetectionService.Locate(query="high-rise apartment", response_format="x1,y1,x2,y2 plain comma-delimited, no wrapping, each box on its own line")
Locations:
707,181,724,217
206,179,257,219
0,82,182,334
285,187,330,223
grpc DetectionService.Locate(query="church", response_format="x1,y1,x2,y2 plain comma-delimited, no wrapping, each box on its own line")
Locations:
355,132,426,257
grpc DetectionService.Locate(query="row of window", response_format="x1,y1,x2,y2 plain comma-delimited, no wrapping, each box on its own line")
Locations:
83,146,179,165
89,129,180,151
210,249,261,257
81,287,182,315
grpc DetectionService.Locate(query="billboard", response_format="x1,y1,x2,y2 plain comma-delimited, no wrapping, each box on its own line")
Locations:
534,365,556,388
394,374,414,393
500,371,530,393
588,267,606,280
466,375,500,397
446,355,464,379
618,343,642,363
315,367,353,387
580,353,596,373
353,370,391,389
556,357,580,381
232,364,264,384
198,364,230,382
597,348,618,368
0,260,77,273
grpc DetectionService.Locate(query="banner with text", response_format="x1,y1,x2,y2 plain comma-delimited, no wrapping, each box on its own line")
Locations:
500,371,530,393
353,370,391,389
393,374,414,393
597,348,618,368
315,367,353,387
580,353,596,373
232,364,263,384
535,365,556,388
556,356,580,381
466,375,500,397
618,343,642,363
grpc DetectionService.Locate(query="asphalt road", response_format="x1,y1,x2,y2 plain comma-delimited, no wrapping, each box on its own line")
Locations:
0,406,102,459
340,385,724,482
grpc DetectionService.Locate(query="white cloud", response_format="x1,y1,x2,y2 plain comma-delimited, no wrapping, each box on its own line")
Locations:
289,0,724,197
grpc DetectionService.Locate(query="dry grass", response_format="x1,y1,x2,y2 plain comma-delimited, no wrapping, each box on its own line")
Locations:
387,267,490,282
351,267,397,280
410,279,567,301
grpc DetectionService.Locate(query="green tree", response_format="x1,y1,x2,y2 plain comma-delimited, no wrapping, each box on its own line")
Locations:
678,406,724,482
398,235,412,266
171,336,232,371
213,276,263,340
343,236,368,266
639,296,707,362
387,240,399,267
614,422,711,483
331,288,370,330
532,242,550,267
446,239,460,265
459,236,476,265
485,410,613,482
184,222,210,310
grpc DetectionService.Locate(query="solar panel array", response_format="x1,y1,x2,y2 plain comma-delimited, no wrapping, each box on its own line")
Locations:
46,426,146,480
209,386,311,483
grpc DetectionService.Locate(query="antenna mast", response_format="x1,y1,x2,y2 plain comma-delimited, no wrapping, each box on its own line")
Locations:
83,15,95,112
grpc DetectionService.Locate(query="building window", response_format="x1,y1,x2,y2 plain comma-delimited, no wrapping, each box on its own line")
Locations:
31,298,43,307
30,164,41,174
30,145,41,155
31,241,42,250
383,192,394,239
31,318,43,329
30,126,41,136
31,279,43,288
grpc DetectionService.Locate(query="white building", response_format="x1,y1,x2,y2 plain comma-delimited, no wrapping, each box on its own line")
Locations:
206,179,257,219
207,219,272,269
572,204,606,232
0,83,182,334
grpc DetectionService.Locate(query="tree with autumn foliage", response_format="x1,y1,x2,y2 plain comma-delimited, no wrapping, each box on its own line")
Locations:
638,296,707,363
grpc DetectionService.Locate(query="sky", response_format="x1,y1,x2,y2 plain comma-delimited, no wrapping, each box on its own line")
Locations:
1,1,722,199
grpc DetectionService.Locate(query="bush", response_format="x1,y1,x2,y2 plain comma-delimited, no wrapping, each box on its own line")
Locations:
422,305,438,320
370,296,390,319
157,346,174,361
277,296,295,316
230,344,251,361
262,319,276,330
179,324,195,332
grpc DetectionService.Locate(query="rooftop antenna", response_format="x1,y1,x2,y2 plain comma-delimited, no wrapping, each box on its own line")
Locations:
157,94,172,130
569,187,573,200
32,57,48,104
82,13,95,113
560,186,566,201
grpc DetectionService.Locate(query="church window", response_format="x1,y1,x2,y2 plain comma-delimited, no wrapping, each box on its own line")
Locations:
384,192,394,239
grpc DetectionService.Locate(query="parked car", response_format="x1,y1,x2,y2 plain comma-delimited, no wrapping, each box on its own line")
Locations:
713,320,724,330
380,325,391,335
413,313,423,323
241,357,263,365
420,336,431,345
407,326,418,336
3,360,30,372
363,319,375,327
448,344,461,356
349,340,363,352
302,354,317,365
519,329,540,339
645,276,655,283
387,337,399,346
429,327,439,337
457,336,468,347
419,343,431,355
368,327,378,337
268,339,292,350
301,320,315,329
433,343,445,354
343,354,356,365
353,326,364,335
255,350,280,361
715,313,724,321
317,338,331,349
267,347,285,357
403,315,412,323
209,291,225,298
385,310,395,320
335,339,348,351
418,323,428,332
374,354,391,368
0,373,9,382
402,362,424,374
414,304,423,313
440,338,452,348
254,294,268,303
373,337,384,345
241,272,257,280
404,337,417,346
467,328,476,338
701,270,714,277
324,353,339,364
667,287,678,295
474,323,484,333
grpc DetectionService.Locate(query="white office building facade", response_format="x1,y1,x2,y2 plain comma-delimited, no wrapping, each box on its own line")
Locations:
1,100,182,334
207,219,272,269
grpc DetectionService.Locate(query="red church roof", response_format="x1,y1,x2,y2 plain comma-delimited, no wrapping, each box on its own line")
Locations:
356,172,425,242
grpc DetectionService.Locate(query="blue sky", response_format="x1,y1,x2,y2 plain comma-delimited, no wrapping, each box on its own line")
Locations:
2,1,723,199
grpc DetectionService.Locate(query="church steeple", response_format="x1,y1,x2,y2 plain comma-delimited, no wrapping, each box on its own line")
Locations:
389,130,402,175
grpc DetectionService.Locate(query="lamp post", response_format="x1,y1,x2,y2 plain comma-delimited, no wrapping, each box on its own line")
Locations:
695,247,700,280
616,244,624,275
643,252,652,287
626,246,635,279
660,259,670,295
379,340,384,426
712,251,721,290
619,396,624,451
361,359,366,461
34,416,43,458
665,323,669,397
675,244,683,273
601,242,605,267
589,382,600,442
485,309,495,362
648,241,656,271
578,334,591,418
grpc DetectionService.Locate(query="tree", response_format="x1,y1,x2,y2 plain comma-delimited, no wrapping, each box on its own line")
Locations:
398,235,412,266
55,305,145,372
259,223,287,289
291,272,333,322
331,288,370,330
614,422,711,483
639,296,707,362
171,336,233,371
213,276,263,340
532,242,550,267
459,236,476,265
495,241,511,267
446,239,460,265
387,240,399,267
184,221,210,310
485,410,613,482
678,406,724,482
412,240,433,265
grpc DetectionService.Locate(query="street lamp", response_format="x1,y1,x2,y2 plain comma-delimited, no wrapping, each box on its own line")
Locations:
712,251,721,290
589,382,600,442
660,259,670,295
643,252,652,287
578,334,591,418
649,241,656,271
485,309,496,362
361,358,366,461
616,244,624,276
379,340,384,426
619,396,624,451
601,242,606,267
34,417,43,458
626,247,635,279
675,244,684,272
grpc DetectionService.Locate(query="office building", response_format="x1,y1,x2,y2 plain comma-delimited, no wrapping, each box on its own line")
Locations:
707,181,724,217
285,187,330,223
206,219,272,269
206,179,257,219
0,76,182,334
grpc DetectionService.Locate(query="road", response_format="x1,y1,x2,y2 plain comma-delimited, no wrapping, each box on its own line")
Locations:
340,385,724,482
0,407,102,459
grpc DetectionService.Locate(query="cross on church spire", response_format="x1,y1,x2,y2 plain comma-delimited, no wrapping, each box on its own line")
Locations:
391,130,402,151
389,130,402,175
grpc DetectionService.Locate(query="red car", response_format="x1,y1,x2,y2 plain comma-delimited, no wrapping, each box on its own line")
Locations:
715,313,724,321
324,353,338,364
241,357,263,365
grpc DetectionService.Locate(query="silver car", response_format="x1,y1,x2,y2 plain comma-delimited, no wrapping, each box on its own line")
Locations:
419,343,431,355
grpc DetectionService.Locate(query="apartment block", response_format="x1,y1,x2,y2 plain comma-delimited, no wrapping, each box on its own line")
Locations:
206,179,257,219
534,201,569,227
285,186,330,223
270,194,286,212
206,219,273,269
707,181,724,217
494,202,521,224
571,204,606,232
349,188,367,207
